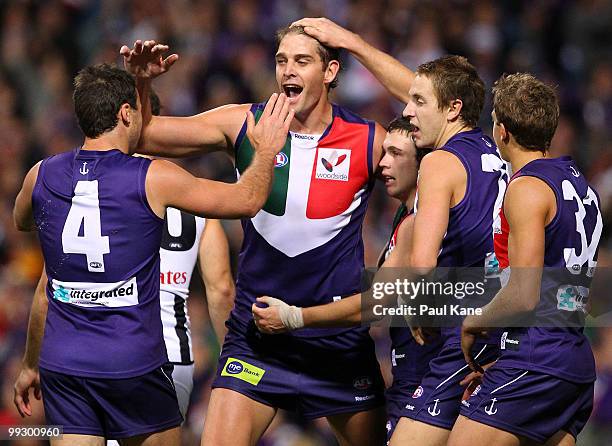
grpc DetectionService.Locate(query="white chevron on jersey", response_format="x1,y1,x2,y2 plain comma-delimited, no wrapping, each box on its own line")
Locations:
250,132,366,258
159,207,206,363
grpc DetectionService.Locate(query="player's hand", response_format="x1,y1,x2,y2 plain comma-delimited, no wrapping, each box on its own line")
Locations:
291,17,358,50
252,296,304,333
410,326,440,346
120,39,178,80
13,366,41,417
246,93,294,157
461,317,489,373
460,360,496,402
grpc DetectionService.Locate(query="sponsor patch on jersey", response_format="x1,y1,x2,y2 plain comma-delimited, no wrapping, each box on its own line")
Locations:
500,331,521,351
274,152,289,168
556,285,588,312
221,357,265,386
51,277,139,308
315,148,351,181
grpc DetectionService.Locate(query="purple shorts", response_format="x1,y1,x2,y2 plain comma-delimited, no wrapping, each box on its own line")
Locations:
460,365,593,443
212,321,385,419
402,342,499,430
40,364,182,439
385,380,419,444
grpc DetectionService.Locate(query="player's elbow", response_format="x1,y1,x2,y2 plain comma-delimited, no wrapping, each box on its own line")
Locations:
13,210,33,232
409,252,437,275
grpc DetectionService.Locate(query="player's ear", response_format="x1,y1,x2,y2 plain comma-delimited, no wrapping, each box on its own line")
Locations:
324,60,340,88
499,122,511,145
119,103,131,126
447,99,463,122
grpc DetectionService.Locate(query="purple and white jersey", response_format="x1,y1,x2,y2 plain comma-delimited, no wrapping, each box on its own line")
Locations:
415,128,508,343
496,157,603,383
32,148,166,378
232,104,375,342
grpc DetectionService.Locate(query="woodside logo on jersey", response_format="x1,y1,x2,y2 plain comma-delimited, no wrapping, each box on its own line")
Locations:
315,148,351,181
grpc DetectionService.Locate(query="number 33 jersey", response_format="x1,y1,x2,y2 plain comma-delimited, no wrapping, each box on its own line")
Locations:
33,149,167,378
494,156,603,383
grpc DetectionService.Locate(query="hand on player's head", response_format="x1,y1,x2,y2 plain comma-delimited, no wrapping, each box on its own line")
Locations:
246,93,294,156
290,17,352,49
120,39,179,80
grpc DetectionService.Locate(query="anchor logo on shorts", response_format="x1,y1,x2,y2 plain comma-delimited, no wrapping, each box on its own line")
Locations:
79,162,89,175
427,399,441,417
484,398,498,415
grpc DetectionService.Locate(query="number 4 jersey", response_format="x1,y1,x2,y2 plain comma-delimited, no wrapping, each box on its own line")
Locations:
494,156,603,383
33,149,167,378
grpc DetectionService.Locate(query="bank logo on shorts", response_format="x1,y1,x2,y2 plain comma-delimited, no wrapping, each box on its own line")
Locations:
51,277,139,308
316,148,351,181
412,385,424,399
221,357,265,386
353,376,372,390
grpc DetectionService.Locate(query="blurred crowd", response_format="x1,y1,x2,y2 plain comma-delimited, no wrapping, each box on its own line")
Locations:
0,0,611,445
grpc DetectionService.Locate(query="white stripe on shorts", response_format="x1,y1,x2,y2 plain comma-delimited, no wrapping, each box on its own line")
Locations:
435,345,488,390
490,370,529,394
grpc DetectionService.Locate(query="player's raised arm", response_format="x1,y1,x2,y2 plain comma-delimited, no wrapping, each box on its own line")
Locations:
198,219,235,343
121,39,248,158
14,269,47,417
292,17,415,103
146,93,294,219
13,161,41,232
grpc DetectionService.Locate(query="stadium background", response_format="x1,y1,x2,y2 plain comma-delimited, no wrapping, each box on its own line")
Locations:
0,0,610,444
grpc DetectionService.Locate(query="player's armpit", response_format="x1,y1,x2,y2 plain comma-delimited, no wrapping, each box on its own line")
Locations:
14,161,42,231
409,151,461,271
138,103,251,158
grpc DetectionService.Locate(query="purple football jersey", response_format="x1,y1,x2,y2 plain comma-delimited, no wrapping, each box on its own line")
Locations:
496,157,603,383
415,128,507,343
32,148,166,378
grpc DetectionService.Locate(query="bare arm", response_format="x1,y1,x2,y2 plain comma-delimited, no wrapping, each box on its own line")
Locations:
146,93,294,219
293,18,415,103
252,214,415,332
461,176,554,370
199,220,235,344
14,161,41,232
14,270,48,417
121,39,248,157
409,151,463,272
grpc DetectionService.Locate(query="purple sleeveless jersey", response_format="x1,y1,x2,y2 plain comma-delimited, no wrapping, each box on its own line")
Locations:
497,157,603,383
32,148,167,378
416,128,507,343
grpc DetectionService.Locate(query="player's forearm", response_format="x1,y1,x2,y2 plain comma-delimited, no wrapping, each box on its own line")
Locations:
234,150,276,216
23,275,48,369
345,34,414,104
302,294,362,328
466,273,541,329
207,284,235,344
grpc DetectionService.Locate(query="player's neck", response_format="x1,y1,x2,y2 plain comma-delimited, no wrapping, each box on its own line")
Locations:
81,132,129,154
436,121,473,148
509,145,548,173
290,100,332,134
400,188,416,210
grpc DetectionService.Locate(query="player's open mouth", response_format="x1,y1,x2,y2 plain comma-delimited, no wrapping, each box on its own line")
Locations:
283,84,303,101
383,175,395,185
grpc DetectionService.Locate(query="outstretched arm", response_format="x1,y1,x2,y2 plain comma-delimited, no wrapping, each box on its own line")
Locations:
121,40,247,157
293,17,415,103
146,93,294,219
252,214,415,333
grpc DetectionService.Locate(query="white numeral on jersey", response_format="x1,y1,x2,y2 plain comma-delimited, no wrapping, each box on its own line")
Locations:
562,180,602,276
61,180,110,272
